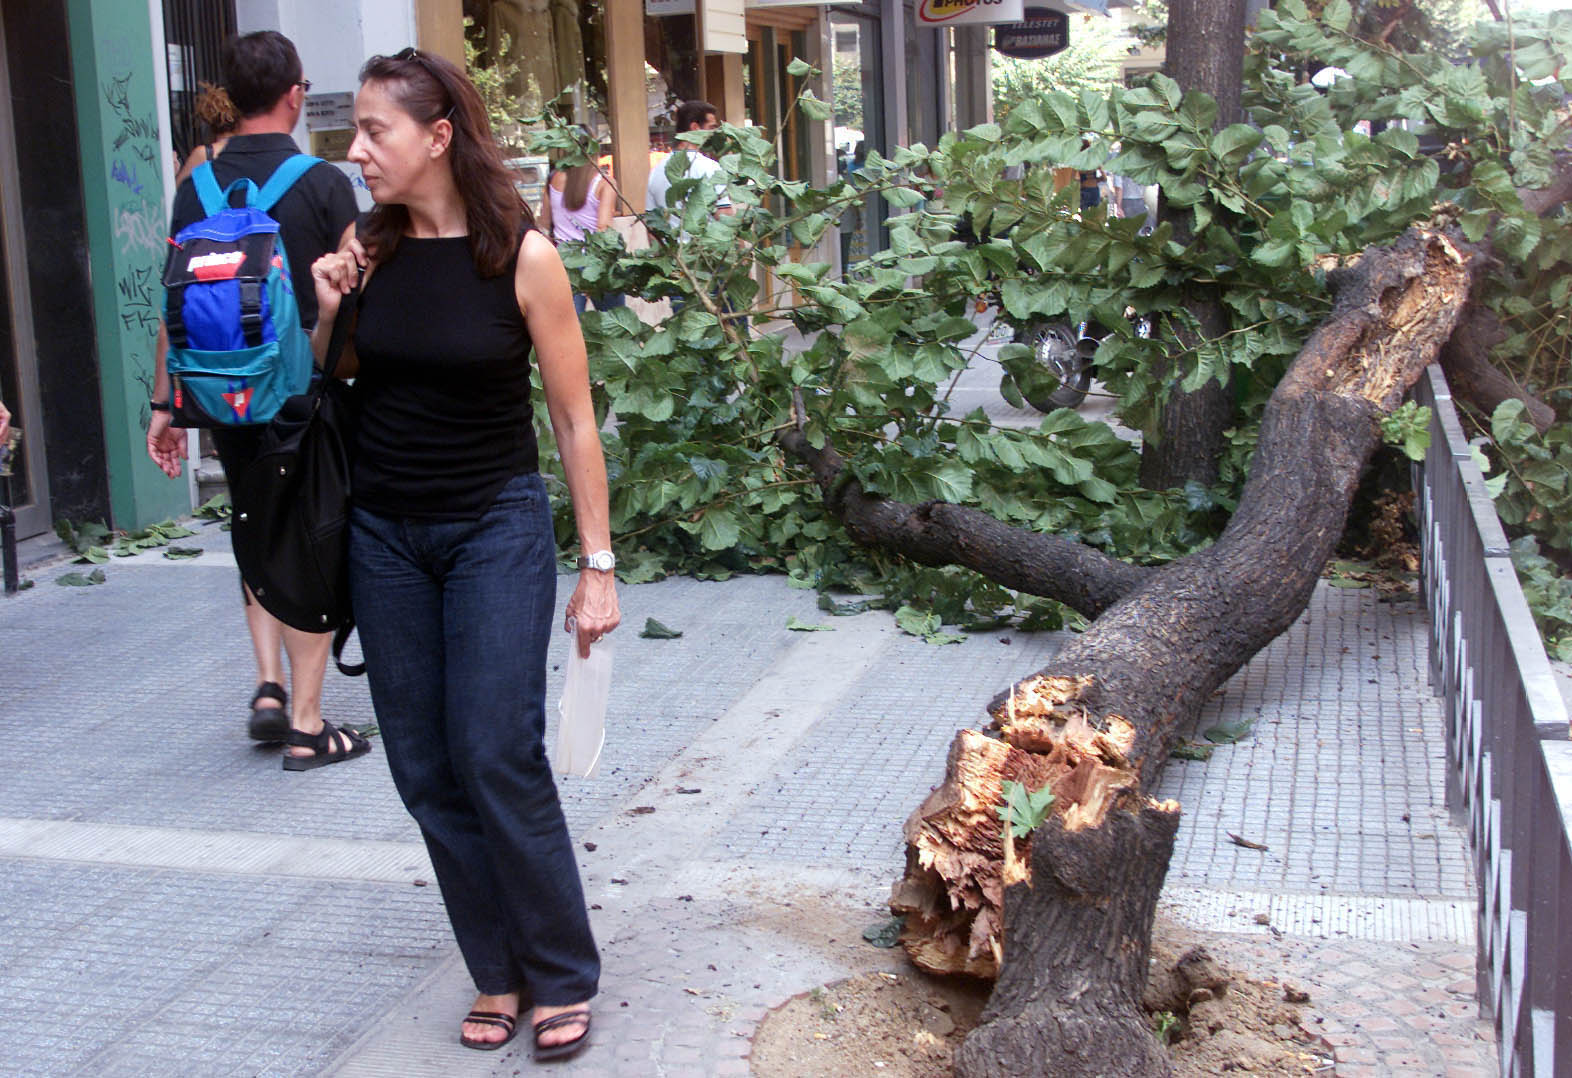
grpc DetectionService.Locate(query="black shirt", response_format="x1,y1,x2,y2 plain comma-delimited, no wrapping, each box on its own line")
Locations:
351,235,540,520
168,133,358,329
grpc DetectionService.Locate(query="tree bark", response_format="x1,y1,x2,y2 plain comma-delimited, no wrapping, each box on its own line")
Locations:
785,225,1477,1076
1139,0,1249,490
1440,299,1556,433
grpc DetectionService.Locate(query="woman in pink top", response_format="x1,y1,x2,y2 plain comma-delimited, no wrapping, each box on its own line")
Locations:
538,160,623,314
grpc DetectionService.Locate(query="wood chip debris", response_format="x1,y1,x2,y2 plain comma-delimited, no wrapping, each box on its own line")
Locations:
1228,832,1269,851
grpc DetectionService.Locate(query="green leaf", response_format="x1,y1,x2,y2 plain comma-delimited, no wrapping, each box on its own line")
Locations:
785,57,814,79
697,506,741,550
785,615,834,632
1321,0,1353,29
56,568,106,587
640,617,683,639
862,916,904,948
1203,719,1255,744
796,89,831,123
819,594,878,616
1211,124,1264,166
894,604,940,638
997,779,1056,839
924,631,967,646
163,546,204,560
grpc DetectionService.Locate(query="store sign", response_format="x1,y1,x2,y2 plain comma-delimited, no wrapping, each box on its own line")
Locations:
305,92,354,132
916,0,1026,26
647,0,695,14
994,8,1070,59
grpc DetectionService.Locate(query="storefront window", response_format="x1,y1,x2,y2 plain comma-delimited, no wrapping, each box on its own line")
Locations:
829,7,885,265
644,13,701,147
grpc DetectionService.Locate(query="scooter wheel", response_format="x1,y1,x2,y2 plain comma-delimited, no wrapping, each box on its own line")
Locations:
1020,321,1091,411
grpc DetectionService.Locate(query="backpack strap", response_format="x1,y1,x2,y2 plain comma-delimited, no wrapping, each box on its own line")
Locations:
253,154,323,212
192,161,226,216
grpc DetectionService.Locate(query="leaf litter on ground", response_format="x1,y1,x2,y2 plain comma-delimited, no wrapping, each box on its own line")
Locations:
56,568,106,587
640,617,683,639
786,615,834,631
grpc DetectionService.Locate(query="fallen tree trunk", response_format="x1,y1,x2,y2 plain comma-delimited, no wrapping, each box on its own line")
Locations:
785,224,1476,1077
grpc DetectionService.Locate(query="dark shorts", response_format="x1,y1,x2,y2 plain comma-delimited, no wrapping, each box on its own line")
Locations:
212,426,267,597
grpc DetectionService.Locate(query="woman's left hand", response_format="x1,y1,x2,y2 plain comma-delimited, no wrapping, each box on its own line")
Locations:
564,570,620,658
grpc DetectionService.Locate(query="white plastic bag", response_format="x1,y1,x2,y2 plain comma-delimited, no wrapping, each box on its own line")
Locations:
555,628,611,778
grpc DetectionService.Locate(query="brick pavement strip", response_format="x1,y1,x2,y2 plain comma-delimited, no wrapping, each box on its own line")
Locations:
0,539,1499,1076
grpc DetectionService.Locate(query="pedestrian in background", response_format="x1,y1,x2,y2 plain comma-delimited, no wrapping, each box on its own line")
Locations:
646,99,733,225
311,46,617,1061
147,30,364,769
175,82,241,186
537,145,625,314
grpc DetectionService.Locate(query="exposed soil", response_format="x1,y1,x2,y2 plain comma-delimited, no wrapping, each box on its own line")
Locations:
749,916,1333,1077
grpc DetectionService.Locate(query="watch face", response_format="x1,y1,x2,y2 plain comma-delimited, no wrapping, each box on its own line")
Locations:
583,552,615,571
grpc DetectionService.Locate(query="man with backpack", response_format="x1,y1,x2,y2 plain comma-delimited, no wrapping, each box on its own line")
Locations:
146,30,365,769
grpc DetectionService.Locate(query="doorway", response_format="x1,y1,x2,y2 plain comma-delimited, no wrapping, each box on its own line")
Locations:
0,7,50,538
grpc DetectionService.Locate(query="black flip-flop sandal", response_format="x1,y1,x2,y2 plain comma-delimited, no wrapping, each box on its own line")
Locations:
281,719,371,771
459,1010,518,1051
247,681,289,742
532,1009,591,1062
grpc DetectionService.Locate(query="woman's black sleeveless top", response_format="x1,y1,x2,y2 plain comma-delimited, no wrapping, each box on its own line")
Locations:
352,234,539,520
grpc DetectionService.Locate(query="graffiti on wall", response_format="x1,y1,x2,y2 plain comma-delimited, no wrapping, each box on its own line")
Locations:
101,66,164,418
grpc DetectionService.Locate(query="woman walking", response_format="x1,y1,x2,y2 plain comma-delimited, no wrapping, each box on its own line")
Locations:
311,48,617,1061
536,147,624,313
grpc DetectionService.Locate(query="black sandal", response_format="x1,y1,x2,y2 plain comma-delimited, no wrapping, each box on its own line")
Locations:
247,681,289,742
532,1008,591,1062
281,719,371,771
459,1010,518,1051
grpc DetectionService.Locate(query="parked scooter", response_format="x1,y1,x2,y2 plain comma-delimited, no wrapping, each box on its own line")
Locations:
1002,312,1150,412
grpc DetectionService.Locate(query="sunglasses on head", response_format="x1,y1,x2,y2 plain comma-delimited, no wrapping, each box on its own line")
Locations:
391,47,458,121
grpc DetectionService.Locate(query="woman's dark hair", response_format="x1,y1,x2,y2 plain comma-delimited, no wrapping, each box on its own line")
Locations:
561,161,600,212
358,49,532,277
222,31,302,117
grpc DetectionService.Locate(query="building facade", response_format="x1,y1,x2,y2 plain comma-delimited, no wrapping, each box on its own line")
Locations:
0,0,1005,538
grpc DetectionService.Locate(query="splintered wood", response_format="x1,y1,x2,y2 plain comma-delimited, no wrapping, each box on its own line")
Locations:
891,674,1142,978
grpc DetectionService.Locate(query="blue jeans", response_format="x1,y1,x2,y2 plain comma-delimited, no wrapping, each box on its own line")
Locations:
573,292,626,315
348,472,599,1003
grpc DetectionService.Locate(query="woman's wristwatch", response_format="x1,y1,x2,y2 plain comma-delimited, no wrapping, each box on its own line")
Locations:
149,400,171,412
577,550,615,573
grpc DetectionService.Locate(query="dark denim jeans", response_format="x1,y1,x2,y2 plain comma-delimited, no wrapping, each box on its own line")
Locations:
348,472,599,1003
573,291,626,316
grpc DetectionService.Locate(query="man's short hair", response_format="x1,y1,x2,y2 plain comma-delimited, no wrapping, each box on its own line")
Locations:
675,100,718,133
222,31,303,117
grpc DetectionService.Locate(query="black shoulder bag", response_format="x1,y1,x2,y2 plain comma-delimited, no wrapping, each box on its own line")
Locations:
230,277,365,676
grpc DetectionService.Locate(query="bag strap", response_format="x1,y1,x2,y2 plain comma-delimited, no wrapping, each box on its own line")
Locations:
253,154,323,212
318,269,361,385
193,161,226,216
333,620,365,677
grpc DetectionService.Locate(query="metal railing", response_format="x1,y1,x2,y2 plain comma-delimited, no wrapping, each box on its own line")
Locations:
1414,363,1572,1077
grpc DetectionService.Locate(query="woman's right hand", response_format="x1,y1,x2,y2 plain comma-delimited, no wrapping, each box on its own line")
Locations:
311,240,365,323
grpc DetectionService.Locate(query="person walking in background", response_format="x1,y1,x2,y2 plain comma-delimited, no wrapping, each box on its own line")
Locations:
537,147,624,313
174,82,241,186
146,31,364,769
645,99,733,224
310,46,617,1061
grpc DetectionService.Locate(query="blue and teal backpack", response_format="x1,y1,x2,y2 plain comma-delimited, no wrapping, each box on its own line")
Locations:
161,155,322,427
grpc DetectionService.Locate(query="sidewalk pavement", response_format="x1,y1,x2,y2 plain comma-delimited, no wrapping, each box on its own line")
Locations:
0,523,1497,1077
0,332,1496,1076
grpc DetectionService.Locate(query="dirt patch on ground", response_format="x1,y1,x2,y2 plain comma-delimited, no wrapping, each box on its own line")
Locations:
749,917,1332,1077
